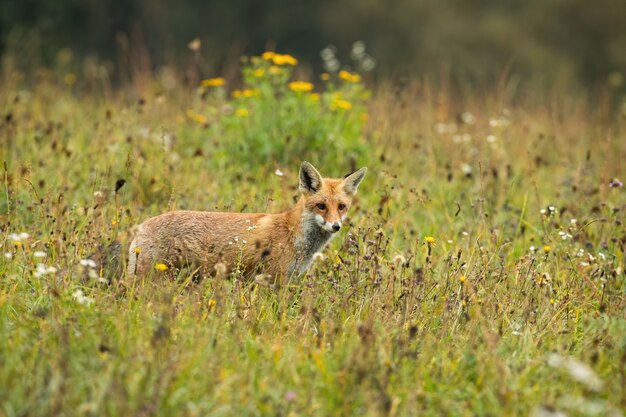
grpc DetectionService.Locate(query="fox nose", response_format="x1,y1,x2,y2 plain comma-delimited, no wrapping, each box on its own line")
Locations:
331,223,341,232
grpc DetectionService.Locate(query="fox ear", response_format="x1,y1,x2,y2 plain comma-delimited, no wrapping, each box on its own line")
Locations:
299,161,323,194
342,167,367,195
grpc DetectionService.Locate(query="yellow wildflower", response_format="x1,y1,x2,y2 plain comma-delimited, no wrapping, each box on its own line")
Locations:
288,81,314,92
262,51,275,60
134,247,141,254
425,236,435,244
208,299,217,309
459,275,467,282
232,89,258,98
252,68,265,77
186,109,207,124
543,245,551,253
320,73,330,81
272,53,298,66
155,263,168,272
339,70,361,83
235,108,250,117
331,99,352,110
201,77,225,88
309,93,320,101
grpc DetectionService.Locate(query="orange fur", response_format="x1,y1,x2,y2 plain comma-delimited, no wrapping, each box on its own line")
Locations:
127,162,367,284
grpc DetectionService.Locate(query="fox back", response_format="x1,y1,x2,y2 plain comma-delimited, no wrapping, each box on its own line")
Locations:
127,162,367,284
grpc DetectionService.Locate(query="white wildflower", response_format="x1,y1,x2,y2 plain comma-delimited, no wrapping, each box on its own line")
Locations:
274,169,284,176
72,289,95,306
461,112,475,124
34,263,58,278
392,254,406,264
33,251,47,258
312,252,325,262
79,259,97,268
4,252,13,259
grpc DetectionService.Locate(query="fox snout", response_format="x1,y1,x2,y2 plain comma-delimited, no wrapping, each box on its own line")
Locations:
315,214,343,233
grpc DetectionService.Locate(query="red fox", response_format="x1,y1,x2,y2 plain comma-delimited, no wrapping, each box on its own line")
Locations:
127,162,367,284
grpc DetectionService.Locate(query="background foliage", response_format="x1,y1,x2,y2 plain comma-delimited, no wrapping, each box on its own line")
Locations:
2,0,626,93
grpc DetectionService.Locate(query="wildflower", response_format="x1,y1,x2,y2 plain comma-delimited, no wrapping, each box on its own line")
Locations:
424,236,435,244
187,38,201,51
72,289,95,306
4,252,13,259
271,53,298,66
201,77,225,88
232,89,258,98
338,70,361,83
34,263,58,278
208,299,217,309
461,112,475,124
274,169,284,176
33,251,47,258
459,275,467,282
547,353,604,391
186,109,207,124
288,81,314,92
609,178,623,188
134,247,141,254
392,254,406,264
284,391,297,402
79,259,97,268
331,99,352,110
155,263,168,272
8,232,30,246
312,252,325,262
64,73,77,86
269,66,282,75
543,245,551,253
320,73,330,81
252,68,265,77
261,51,275,60
235,108,249,117
529,245,537,253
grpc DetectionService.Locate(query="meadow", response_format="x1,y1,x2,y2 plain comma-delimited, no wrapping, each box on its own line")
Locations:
1,52,625,416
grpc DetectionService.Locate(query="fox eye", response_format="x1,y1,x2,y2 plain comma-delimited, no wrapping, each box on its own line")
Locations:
338,203,346,211
316,203,326,210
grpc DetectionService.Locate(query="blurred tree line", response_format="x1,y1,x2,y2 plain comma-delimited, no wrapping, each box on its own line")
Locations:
1,0,625,92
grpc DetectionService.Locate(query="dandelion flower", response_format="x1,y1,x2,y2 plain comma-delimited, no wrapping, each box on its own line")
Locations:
134,247,141,254
543,245,551,253
271,53,298,66
262,51,275,60
331,99,352,110
459,275,467,282
288,81,314,92
425,236,435,244
155,263,168,272
208,299,217,309
312,252,325,262
392,254,406,264
338,70,361,83
201,77,225,88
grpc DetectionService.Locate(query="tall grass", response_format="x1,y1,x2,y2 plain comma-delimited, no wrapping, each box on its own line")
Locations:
1,53,625,416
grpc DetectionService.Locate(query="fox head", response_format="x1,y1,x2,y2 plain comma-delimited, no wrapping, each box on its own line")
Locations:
299,161,367,234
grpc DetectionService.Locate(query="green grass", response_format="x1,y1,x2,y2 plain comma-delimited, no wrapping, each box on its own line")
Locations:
1,54,625,416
